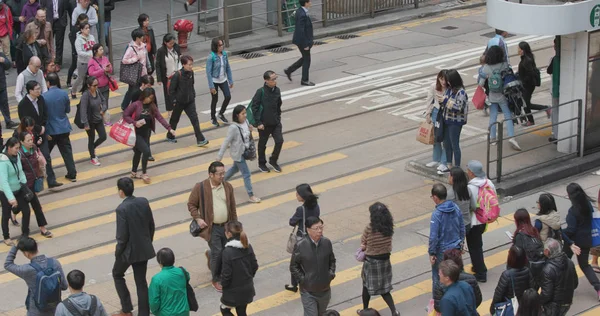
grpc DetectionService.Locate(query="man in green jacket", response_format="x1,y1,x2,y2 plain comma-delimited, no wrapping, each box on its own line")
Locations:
148,248,190,316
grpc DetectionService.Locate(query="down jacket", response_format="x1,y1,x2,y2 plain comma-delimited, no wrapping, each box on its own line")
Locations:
489,267,531,315
220,239,258,307
540,253,578,306
433,271,482,312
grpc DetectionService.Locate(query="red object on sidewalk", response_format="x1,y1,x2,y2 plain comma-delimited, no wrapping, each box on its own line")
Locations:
174,19,194,49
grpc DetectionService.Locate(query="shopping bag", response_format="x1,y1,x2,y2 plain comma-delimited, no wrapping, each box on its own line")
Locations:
472,85,486,110
109,119,137,147
592,208,600,247
416,122,435,145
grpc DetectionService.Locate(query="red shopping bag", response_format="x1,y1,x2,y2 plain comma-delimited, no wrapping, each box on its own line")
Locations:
472,86,486,110
109,119,137,147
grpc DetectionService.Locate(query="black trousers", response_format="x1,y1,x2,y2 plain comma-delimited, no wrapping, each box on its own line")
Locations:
288,46,311,82
0,190,47,240
258,123,283,165
161,80,174,111
38,133,56,185
210,81,231,120
565,245,600,291
466,224,487,279
52,22,67,66
221,305,247,316
522,85,549,124
48,133,77,178
121,84,136,111
113,258,149,315
66,31,77,85
85,121,107,159
167,100,205,142
0,89,12,123
132,130,151,174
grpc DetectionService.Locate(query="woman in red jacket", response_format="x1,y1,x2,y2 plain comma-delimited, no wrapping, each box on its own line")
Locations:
87,43,113,125
123,88,175,184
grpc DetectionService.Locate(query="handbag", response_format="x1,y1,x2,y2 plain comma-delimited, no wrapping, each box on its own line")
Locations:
592,207,600,247
355,248,366,262
23,151,44,193
119,47,143,86
108,76,119,91
416,121,435,145
189,182,206,237
472,85,486,110
494,272,519,316
10,156,34,202
286,206,306,254
109,119,137,147
179,267,198,312
237,125,256,161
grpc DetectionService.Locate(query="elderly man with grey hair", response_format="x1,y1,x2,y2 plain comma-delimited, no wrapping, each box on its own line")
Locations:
540,238,578,316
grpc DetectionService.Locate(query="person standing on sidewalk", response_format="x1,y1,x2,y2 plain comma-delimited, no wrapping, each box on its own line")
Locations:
166,55,208,147
291,216,336,315
79,76,107,167
0,50,18,129
55,269,109,316
187,161,237,292
155,33,180,118
112,177,156,316
207,37,233,127
466,160,491,283
217,104,260,203
250,70,283,173
43,72,76,182
284,0,314,86
428,183,465,290
424,70,447,171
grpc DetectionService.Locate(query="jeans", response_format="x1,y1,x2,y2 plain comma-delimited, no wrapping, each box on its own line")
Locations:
467,224,487,279
210,81,231,120
431,252,444,292
52,22,66,66
121,85,136,111
489,100,515,140
300,290,331,316
209,224,228,282
48,133,77,178
132,130,151,174
443,124,463,166
0,89,12,124
38,134,57,185
168,100,205,142
225,159,253,197
431,108,447,164
85,121,107,159
288,47,311,82
113,259,149,315
564,246,600,291
258,123,284,165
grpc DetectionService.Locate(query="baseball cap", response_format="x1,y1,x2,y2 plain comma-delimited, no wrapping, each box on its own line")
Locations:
467,160,486,178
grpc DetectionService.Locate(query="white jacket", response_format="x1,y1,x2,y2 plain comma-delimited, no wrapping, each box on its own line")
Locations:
468,177,496,226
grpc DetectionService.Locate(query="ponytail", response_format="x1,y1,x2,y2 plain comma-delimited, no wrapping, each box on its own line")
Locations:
225,220,248,248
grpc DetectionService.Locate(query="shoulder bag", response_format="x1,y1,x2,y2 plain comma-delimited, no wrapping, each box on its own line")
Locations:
286,206,306,254
119,46,143,86
189,182,206,237
23,151,44,193
179,267,199,312
237,124,256,161
11,154,34,202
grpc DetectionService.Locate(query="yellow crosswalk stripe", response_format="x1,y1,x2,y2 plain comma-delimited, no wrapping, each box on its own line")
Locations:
579,305,600,315
0,151,351,284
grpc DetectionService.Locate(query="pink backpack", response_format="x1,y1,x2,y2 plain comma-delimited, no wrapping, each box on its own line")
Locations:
474,180,500,224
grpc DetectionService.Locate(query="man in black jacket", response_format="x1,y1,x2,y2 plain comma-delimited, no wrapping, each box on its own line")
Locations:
284,0,314,86
291,217,336,316
540,238,578,316
251,70,283,173
112,177,155,316
166,55,208,147
40,0,69,69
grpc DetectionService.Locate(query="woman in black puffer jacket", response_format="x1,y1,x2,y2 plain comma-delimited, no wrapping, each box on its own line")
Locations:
433,248,482,312
517,41,549,126
490,245,532,315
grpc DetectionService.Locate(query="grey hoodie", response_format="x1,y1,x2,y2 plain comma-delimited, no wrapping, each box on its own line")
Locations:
468,177,496,227
536,211,561,242
54,292,107,316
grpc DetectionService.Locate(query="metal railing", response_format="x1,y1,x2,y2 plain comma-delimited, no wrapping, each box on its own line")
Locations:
486,99,584,183
325,0,420,22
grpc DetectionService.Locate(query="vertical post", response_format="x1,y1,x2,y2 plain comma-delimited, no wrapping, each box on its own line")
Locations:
223,2,230,47
486,130,491,181
496,122,504,183
322,0,327,27
414,0,419,9
108,28,113,65
277,0,283,37
139,0,143,14
369,0,375,18
98,0,105,47
577,100,584,157
167,14,173,34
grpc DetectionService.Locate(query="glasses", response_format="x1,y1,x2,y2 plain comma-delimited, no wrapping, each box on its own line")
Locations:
308,225,324,231
212,171,226,177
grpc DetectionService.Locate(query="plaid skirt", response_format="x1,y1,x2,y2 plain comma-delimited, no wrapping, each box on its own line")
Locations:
361,257,393,295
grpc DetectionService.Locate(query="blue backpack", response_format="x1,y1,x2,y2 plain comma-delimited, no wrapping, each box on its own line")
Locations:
28,259,62,311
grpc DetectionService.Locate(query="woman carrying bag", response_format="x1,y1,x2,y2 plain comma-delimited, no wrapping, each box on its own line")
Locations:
87,43,113,126
80,76,108,166
284,183,320,292
217,104,260,203
424,70,448,172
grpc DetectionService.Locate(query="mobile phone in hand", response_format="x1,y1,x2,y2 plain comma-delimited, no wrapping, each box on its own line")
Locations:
505,231,513,240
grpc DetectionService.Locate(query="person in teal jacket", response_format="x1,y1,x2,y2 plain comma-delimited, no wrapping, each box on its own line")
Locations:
1,136,28,246
148,247,190,316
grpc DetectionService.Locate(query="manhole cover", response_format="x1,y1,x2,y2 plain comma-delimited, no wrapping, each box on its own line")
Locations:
312,41,327,46
335,34,360,40
481,31,516,39
269,47,294,53
239,52,265,59
441,26,458,30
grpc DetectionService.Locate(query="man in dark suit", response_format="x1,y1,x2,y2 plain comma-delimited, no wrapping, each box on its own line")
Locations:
40,0,70,69
284,0,314,86
112,177,155,316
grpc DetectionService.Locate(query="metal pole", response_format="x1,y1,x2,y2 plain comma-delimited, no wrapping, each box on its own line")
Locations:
108,27,113,65
486,131,491,181
577,100,584,157
322,0,327,27
98,0,105,47
277,0,283,37
139,0,143,15
497,122,504,182
370,0,374,18
223,2,229,47
169,0,174,33
414,0,419,9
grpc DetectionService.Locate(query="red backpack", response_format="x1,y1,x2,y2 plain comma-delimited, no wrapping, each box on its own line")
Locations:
474,180,500,224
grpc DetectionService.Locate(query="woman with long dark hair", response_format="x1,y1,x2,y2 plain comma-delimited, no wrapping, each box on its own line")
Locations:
285,183,320,292
155,33,181,118
424,70,448,172
479,45,521,151
563,183,600,298
220,221,258,316
512,208,544,289
80,76,107,166
357,202,399,316
516,288,542,316
448,167,471,233
490,246,531,315
207,37,234,127
517,41,550,126
217,104,260,203
123,88,175,184
533,193,561,242
439,69,468,173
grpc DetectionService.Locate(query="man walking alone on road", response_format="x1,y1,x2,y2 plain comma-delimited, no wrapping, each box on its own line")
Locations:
250,70,284,173
188,161,237,292
284,0,314,86
112,177,156,316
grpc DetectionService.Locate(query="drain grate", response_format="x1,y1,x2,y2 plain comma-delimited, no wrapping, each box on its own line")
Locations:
269,47,294,53
441,26,458,30
312,41,327,46
335,34,360,40
239,52,265,59
481,31,515,38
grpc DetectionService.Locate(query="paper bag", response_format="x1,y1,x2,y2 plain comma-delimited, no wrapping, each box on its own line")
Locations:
416,122,435,145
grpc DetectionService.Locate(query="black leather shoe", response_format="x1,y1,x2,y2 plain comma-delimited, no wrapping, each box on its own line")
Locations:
6,121,19,129
284,69,292,81
48,182,63,188
301,81,315,86
284,284,298,292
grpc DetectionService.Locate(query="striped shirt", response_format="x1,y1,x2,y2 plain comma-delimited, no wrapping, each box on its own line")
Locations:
361,224,392,256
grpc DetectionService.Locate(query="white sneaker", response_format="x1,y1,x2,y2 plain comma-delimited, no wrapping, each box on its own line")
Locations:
91,157,101,166
437,164,447,171
437,165,449,175
509,138,522,151
425,161,439,168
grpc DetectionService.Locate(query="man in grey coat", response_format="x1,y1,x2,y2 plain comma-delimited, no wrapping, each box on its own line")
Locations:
4,237,68,316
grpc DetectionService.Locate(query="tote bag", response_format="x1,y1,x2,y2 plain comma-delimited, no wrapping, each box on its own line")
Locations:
472,85,486,110
286,206,306,254
592,207,600,247
109,119,137,147
119,47,143,86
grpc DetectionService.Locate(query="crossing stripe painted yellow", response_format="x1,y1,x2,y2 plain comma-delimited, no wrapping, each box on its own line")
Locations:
579,305,600,315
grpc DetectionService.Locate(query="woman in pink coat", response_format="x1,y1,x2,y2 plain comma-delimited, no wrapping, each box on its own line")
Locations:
87,43,113,125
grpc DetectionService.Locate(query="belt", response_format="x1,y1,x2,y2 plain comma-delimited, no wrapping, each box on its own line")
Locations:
213,222,226,227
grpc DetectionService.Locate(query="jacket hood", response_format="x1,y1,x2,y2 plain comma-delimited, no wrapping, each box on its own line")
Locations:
436,200,459,213
537,211,561,230
548,252,568,267
65,292,94,313
468,177,488,188
225,239,244,249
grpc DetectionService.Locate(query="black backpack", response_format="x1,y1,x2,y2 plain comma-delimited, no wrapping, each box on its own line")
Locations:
518,233,545,262
62,295,97,316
